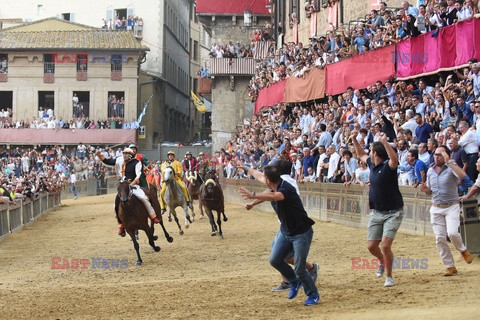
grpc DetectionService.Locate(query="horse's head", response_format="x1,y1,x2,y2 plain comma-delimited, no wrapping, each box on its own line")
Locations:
186,171,200,187
204,178,217,194
163,166,174,183
117,180,132,204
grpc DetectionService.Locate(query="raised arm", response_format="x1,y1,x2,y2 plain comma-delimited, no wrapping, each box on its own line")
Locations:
351,129,369,164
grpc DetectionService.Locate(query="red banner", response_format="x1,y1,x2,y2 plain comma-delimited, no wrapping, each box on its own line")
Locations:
455,19,475,66
0,129,136,145
325,45,395,95
254,80,286,115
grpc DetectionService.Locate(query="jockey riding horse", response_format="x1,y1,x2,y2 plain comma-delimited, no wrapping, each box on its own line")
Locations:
97,148,161,236
160,150,193,214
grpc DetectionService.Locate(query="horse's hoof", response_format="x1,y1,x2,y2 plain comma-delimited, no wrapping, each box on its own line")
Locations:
168,217,172,222
153,235,158,241
200,215,204,219
185,224,190,229
167,236,174,243
154,246,161,252
135,261,142,266
211,232,216,236
219,235,224,240
179,230,184,235
224,217,228,222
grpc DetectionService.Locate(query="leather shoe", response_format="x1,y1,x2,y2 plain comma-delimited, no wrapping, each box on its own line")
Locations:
461,250,473,264
444,266,458,276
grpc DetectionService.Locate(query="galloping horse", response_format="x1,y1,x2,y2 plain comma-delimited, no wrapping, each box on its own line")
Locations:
199,170,227,239
117,180,173,265
186,171,204,219
162,166,193,235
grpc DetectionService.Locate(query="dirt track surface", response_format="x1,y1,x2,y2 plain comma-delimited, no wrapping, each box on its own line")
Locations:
0,194,479,320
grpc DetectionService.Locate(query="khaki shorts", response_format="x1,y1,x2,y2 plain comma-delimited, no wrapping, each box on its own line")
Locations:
367,209,404,241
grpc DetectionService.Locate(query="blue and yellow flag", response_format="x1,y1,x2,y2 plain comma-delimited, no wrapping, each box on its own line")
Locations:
191,91,207,113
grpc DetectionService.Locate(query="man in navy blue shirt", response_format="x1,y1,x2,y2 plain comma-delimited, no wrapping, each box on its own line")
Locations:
351,130,404,287
239,166,320,306
302,147,315,179
414,113,435,143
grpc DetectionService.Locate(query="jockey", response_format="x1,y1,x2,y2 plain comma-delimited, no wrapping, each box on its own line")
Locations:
97,148,160,236
128,143,148,188
160,150,193,214
183,151,198,172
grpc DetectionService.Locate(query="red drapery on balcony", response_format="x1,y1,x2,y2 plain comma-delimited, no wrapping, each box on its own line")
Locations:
196,0,269,14
254,80,286,115
325,45,395,95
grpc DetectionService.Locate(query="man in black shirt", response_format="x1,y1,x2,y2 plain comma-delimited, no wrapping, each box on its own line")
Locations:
239,166,320,306
351,130,404,287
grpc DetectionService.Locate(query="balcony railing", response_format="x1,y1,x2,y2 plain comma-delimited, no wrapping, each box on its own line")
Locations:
209,58,256,76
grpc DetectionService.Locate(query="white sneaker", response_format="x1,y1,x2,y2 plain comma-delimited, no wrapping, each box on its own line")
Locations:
384,276,394,287
376,263,385,278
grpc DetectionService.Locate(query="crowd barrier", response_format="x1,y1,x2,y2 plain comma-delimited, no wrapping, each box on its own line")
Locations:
221,178,436,236
0,192,61,240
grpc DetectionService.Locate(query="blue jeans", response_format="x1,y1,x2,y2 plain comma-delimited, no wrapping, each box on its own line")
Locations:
269,227,319,298
71,183,78,197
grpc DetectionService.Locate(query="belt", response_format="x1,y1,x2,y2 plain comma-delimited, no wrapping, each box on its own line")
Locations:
432,201,459,208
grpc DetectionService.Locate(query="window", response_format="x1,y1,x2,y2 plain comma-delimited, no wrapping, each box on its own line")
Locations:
111,54,122,72
62,13,70,21
76,54,88,72
38,91,55,114
44,54,55,74
72,91,90,118
193,40,199,61
107,91,125,118
0,54,8,74
37,5,43,15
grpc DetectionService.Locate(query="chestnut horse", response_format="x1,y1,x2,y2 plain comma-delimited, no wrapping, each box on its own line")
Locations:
117,181,173,265
199,170,228,239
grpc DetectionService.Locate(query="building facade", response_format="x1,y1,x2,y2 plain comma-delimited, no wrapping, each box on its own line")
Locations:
0,0,194,148
0,18,147,126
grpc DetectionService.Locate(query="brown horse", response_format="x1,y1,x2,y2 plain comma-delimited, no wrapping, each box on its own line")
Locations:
199,170,227,239
117,181,173,265
186,171,204,219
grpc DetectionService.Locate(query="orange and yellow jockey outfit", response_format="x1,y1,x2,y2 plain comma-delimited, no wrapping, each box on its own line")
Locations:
159,158,190,210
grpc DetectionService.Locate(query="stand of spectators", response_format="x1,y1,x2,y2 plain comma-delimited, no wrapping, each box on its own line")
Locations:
221,58,480,194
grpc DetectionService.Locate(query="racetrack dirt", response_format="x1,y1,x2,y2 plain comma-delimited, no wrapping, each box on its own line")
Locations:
0,194,479,319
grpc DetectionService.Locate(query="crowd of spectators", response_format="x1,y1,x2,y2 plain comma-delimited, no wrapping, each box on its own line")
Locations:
102,15,143,32
0,116,139,129
220,58,480,193
247,1,480,102
0,144,126,203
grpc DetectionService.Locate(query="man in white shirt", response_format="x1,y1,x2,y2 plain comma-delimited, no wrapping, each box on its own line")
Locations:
458,120,479,180
326,145,340,182
400,110,418,136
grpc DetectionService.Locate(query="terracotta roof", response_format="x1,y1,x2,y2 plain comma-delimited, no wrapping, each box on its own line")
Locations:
0,30,149,51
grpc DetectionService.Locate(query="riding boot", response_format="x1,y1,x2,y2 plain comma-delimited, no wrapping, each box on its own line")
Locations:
149,214,160,224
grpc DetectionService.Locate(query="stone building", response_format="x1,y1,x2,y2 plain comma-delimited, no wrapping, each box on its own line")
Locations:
0,18,147,124
196,0,271,152
0,0,194,148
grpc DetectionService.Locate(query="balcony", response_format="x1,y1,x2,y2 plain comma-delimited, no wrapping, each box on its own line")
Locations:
209,58,256,76
44,62,55,83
